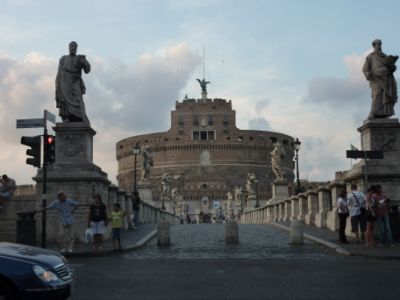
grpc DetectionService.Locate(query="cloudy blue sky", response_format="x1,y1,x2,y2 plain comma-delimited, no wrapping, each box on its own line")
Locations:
1,0,399,185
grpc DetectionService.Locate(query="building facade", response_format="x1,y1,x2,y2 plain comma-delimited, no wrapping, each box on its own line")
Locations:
116,96,295,219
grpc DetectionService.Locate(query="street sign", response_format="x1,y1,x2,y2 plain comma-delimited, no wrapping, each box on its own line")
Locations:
16,118,44,128
44,110,56,124
346,150,384,159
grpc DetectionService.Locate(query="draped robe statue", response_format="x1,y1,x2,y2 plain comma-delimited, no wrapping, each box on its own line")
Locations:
56,41,91,123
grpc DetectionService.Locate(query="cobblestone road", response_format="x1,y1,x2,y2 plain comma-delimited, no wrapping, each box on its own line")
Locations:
126,223,341,260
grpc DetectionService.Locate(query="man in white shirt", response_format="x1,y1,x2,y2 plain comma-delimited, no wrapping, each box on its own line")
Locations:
347,184,367,242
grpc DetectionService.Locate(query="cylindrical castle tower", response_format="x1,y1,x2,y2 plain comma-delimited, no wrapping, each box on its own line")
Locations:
116,97,295,217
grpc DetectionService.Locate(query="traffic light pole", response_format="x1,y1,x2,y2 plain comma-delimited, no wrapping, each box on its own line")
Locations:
41,112,48,248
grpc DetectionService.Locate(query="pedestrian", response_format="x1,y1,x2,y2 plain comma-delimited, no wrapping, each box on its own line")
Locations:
0,174,17,210
37,191,78,253
365,185,378,247
375,185,394,246
337,189,349,244
109,203,126,250
347,184,367,243
88,194,108,250
132,195,140,229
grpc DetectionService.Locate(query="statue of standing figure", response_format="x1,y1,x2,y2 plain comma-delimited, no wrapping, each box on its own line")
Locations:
234,186,242,206
196,78,210,93
271,141,286,181
56,41,91,123
171,187,183,216
161,173,172,199
141,145,153,182
363,39,398,120
246,173,257,197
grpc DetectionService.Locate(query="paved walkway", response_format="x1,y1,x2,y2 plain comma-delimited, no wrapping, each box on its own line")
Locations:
48,223,157,258
274,221,400,259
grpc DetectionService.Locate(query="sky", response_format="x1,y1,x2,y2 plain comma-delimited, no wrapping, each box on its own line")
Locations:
1,0,399,186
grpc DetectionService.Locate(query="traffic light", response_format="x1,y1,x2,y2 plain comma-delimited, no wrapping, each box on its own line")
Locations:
21,135,41,167
44,135,56,164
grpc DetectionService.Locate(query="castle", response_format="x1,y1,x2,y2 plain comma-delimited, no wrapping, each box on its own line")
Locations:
116,87,296,219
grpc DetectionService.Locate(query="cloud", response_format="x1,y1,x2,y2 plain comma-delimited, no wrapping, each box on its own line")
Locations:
248,117,271,131
304,51,371,108
86,42,201,132
0,43,201,184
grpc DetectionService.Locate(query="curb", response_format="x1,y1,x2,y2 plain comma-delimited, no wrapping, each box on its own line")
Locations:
62,229,157,258
269,222,351,256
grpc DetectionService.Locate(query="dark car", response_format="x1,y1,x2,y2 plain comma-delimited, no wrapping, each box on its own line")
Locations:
0,242,72,300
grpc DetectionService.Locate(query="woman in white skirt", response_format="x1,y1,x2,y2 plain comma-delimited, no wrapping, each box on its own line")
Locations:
88,194,108,250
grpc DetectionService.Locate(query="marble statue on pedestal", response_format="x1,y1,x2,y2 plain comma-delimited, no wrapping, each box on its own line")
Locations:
234,186,242,206
141,145,153,182
246,173,257,197
161,173,172,199
171,187,183,216
56,41,91,123
363,39,398,120
271,141,286,181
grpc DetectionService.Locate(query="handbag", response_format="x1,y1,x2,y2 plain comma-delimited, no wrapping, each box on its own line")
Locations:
352,192,366,215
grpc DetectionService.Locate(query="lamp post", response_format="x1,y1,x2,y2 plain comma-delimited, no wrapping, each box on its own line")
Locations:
293,138,301,194
255,179,260,208
132,142,141,214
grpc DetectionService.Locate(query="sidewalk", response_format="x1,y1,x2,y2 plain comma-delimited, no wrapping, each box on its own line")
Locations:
48,223,157,258
273,221,400,259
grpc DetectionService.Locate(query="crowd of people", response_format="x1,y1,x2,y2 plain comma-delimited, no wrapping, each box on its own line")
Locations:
337,183,395,247
37,192,139,253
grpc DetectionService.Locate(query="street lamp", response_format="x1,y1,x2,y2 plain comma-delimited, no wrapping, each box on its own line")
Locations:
132,142,141,212
255,179,260,208
293,138,301,194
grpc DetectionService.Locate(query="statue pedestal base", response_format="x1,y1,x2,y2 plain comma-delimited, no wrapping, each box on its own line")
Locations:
246,195,257,209
267,181,289,205
138,181,154,205
344,118,400,205
34,122,110,244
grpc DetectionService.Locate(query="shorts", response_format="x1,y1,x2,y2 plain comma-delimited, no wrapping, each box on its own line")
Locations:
0,191,11,200
112,228,121,240
90,221,106,235
350,214,366,232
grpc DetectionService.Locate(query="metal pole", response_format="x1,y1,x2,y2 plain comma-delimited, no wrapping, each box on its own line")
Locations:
296,149,301,193
133,153,137,193
255,180,259,208
363,152,368,194
41,111,47,248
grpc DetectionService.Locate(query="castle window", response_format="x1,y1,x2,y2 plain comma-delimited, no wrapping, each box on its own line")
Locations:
193,131,200,140
208,115,213,126
192,130,215,141
200,131,207,140
208,131,215,140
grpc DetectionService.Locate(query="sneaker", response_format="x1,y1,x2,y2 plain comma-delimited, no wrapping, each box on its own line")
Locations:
68,249,73,253
60,249,67,253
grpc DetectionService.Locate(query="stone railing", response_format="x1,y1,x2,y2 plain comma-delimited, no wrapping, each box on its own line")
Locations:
107,184,181,226
0,184,181,243
241,181,346,234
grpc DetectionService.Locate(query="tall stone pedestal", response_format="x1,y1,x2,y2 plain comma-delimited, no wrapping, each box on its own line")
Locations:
246,195,257,209
266,181,289,205
344,118,400,204
138,181,154,206
34,122,110,243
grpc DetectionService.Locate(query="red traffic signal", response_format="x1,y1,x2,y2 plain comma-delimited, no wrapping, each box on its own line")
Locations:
44,135,56,164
